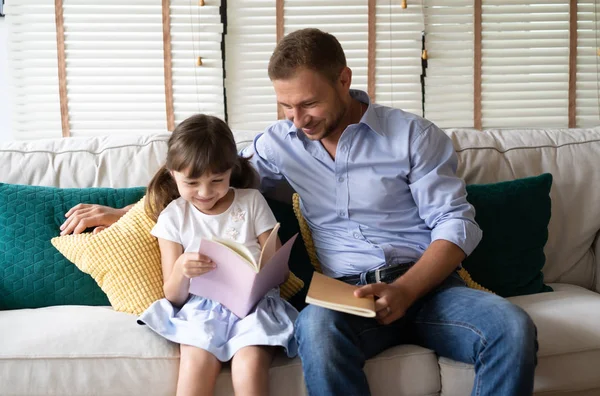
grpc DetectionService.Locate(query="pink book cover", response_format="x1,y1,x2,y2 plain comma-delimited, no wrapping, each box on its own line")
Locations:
189,230,298,318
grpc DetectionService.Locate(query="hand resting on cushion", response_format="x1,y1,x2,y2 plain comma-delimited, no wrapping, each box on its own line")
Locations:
60,203,133,235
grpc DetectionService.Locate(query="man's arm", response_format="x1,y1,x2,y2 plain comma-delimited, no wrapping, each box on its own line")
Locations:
60,203,133,235
356,124,482,324
355,239,465,324
241,131,286,194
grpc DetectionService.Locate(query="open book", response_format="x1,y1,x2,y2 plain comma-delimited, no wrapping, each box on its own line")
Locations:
189,223,298,318
305,272,376,318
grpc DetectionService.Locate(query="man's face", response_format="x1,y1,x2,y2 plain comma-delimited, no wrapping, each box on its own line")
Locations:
273,68,349,142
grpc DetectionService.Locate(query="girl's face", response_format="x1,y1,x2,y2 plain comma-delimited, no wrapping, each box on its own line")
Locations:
171,168,233,214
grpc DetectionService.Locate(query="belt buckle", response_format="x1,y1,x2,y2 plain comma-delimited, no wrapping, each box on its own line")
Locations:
374,267,383,283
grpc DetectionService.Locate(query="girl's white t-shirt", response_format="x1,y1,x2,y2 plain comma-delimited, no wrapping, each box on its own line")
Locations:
151,188,277,263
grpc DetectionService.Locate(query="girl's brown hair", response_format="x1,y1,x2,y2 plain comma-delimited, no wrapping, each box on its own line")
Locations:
145,114,257,221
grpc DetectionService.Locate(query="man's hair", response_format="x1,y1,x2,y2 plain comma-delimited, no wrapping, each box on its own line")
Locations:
268,28,347,84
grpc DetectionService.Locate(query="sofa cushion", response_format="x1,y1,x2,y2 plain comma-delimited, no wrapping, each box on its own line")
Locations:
438,283,600,395
462,173,554,297
0,183,145,309
0,305,441,396
0,134,170,188
0,305,179,396
446,127,600,289
50,197,165,315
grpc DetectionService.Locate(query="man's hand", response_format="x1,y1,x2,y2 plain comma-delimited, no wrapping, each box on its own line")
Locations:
60,204,129,235
354,282,417,325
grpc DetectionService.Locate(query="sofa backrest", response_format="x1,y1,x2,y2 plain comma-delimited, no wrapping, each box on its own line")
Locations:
446,127,600,289
2,128,599,289
0,134,170,188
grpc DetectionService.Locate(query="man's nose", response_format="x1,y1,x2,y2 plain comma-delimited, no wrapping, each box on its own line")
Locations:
291,108,307,128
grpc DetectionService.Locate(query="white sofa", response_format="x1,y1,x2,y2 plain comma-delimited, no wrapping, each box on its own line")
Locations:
1,128,600,396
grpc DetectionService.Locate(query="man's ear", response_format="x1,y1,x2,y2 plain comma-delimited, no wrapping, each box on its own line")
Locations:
338,66,352,90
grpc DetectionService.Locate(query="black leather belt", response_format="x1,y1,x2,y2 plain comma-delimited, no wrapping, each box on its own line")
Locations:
336,262,414,285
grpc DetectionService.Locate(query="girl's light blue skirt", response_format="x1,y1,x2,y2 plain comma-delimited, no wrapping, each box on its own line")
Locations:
138,288,298,362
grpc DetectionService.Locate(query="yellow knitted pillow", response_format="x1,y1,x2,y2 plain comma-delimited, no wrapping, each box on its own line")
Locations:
291,193,492,294
52,196,304,315
51,197,164,314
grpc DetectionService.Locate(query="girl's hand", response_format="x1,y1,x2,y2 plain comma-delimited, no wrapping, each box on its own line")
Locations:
176,253,215,278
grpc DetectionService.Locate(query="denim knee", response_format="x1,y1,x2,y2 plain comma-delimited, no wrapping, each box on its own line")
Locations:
492,304,538,362
295,305,352,354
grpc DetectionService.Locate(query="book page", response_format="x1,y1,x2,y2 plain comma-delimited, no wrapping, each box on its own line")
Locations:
209,237,257,271
257,223,280,271
305,272,376,318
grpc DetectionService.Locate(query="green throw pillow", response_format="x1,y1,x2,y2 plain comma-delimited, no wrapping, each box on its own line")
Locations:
0,184,146,310
463,173,554,297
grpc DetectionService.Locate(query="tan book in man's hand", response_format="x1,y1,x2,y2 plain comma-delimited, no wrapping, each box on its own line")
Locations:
305,272,376,318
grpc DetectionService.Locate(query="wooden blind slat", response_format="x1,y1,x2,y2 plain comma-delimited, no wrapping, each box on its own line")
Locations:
568,0,577,128
54,0,70,137
368,0,376,101
276,0,284,120
162,0,175,132
474,0,482,131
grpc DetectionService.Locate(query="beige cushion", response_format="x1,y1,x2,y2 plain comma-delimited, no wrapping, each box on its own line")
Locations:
439,283,600,395
0,134,169,188
594,232,600,293
445,127,600,289
0,306,179,396
0,306,442,396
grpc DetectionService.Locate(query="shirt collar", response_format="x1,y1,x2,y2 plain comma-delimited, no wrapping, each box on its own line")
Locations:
285,89,384,138
352,89,384,136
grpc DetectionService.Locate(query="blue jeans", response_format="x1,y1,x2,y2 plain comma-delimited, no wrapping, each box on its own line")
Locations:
295,273,538,396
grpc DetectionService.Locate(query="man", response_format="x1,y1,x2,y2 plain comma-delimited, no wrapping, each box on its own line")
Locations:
62,28,537,396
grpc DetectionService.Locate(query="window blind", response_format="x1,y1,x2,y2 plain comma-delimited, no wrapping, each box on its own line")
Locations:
7,0,62,139
7,0,224,139
423,0,475,127
170,0,224,126
375,0,423,116
480,0,570,128
224,0,277,142
576,0,600,127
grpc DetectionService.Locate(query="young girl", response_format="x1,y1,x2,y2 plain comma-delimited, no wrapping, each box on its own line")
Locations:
139,114,298,396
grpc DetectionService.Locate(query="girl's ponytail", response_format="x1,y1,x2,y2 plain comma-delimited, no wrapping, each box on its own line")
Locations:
230,155,258,190
145,165,180,221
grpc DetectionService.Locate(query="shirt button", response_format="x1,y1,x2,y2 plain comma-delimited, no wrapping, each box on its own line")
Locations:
353,232,361,239
338,177,344,183
339,211,346,217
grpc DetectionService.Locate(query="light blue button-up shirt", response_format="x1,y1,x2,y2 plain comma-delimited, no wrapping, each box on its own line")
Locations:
242,90,482,278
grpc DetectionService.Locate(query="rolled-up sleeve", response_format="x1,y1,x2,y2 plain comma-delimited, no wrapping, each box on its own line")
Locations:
407,124,482,256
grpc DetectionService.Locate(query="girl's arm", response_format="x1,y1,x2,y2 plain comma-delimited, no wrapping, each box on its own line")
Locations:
159,238,215,307
257,228,282,250
257,228,289,280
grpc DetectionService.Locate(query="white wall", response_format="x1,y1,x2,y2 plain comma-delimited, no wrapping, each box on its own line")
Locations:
0,16,13,142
